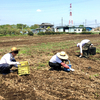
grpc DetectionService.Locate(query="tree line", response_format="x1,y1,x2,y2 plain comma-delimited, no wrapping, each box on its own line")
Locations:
0,24,88,36
0,24,39,35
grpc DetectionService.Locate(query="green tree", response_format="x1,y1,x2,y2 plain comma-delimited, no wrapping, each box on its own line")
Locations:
0,29,4,34
15,29,21,35
17,24,23,29
11,24,17,29
82,28,86,31
30,24,39,29
79,25,86,31
79,25,84,27
7,28,12,35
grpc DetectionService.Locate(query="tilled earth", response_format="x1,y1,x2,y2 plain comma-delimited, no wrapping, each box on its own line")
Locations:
0,34,100,100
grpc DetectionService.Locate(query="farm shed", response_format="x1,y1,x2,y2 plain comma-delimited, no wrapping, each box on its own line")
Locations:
55,26,93,33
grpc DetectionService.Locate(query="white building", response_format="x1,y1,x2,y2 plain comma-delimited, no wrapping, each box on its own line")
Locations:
55,26,92,33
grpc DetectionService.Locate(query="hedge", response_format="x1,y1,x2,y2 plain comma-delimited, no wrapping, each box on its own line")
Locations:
38,32,66,35
38,31,95,35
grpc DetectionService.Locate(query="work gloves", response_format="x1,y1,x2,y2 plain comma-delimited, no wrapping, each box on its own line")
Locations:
69,67,75,71
79,55,82,58
14,62,20,68
16,62,21,65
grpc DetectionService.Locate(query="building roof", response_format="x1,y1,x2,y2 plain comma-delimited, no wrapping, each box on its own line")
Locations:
56,26,93,29
39,23,54,26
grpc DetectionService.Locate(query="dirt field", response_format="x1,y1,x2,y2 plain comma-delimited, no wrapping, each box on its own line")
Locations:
0,34,100,100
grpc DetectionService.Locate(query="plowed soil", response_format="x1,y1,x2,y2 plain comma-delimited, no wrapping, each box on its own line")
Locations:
0,34,100,100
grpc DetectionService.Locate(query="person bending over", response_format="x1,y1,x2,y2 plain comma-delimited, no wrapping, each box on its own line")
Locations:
77,39,92,58
49,51,74,71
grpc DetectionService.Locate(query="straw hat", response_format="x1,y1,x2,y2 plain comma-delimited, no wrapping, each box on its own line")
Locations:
56,51,68,60
10,47,20,53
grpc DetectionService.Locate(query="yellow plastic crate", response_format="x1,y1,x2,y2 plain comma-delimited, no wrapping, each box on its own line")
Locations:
18,61,30,75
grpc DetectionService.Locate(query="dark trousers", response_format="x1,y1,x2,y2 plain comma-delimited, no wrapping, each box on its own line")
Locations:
49,62,61,70
0,64,12,73
83,41,91,57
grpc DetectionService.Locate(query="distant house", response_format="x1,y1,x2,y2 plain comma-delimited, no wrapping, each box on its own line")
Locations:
39,23,54,29
32,23,54,34
55,26,93,33
31,28,46,34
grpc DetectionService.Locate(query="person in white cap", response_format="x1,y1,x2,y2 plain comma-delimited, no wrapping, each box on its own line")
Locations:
0,47,20,74
49,51,74,71
77,39,91,58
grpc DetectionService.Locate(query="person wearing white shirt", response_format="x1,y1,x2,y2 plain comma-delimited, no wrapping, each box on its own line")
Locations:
77,39,91,58
49,51,74,71
0,47,20,74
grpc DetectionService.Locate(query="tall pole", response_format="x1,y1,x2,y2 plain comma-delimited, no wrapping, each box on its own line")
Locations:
69,3,73,27
85,19,87,27
95,19,97,28
61,17,63,26
83,22,85,27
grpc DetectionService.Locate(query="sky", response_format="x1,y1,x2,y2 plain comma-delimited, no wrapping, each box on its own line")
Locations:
0,0,100,27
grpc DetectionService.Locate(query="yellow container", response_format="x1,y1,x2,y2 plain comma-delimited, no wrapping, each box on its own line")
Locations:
18,61,30,75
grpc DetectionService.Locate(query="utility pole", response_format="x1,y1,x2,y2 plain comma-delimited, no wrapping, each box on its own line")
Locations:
83,22,85,27
85,19,87,27
61,17,63,26
95,19,97,28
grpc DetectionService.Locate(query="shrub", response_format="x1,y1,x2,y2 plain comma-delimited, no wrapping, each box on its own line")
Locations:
38,32,66,35
28,31,33,36
38,32,45,35
70,32,77,34
80,31,93,34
